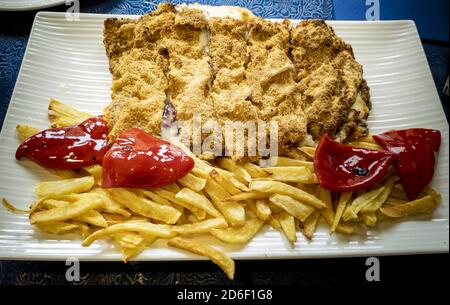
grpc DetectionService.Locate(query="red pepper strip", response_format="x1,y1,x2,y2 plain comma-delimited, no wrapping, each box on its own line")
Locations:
102,128,194,188
314,134,396,192
373,128,441,200
15,116,108,169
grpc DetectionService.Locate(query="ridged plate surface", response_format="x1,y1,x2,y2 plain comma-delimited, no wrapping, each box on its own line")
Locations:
0,0,65,11
0,12,448,261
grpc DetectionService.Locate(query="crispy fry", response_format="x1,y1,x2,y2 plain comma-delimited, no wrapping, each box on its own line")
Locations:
109,188,181,224
297,146,316,159
178,173,207,192
361,176,397,213
48,98,92,128
173,218,228,235
30,195,102,224
90,188,131,217
269,194,315,221
2,198,29,214
241,162,269,178
342,187,385,221
114,231,145,249
82,221,173,247
122,236,157,263
35,176,95,199
268,215,281,230
255,199,271,221
380,195,437,218
153,188,198,212
218,158,252,184
210,169,241,195
301,211,321,240
16,124,39,141
249,180,325,209
210,218,263,243
41,198,107,227
331,192,352,232
168,237,235,280
175,188,221,217
227,191,266,202
204,178,245,227
272,157,315,171
277,211,297,243
162,183,181,193
347,141,383,150
264,166,316,183
361,212,377,226
139,190,172,206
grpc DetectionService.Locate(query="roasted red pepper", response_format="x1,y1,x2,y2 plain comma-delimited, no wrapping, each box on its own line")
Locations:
15,116,108,169
102,128,194,188
314,134,396,192
373,128,441,200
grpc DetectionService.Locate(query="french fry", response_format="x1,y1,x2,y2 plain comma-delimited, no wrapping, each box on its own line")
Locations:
331,192,352,232
2,198,29,214
153,188,198,212
90,188,131,217
16,124,39,141
109,188,181,224
122,236,157,263
380,195,437,218
347,141,383,150
139,190,172,206
423,186,442,204
82,221,174,247
114,231,145,249
175,188,221,218
35,176,95,199
48,98,92,128
83,164,102,183
268,194,315,221
173,218,228,235
301,211,321,240
229,177,252,192
277,211,297,243
42,198,107,227
192,208,207,221
210,170,241,195
227,191,266,202
318,188,354,234
264,167,316,183
361,212,377,226
241,162,269,178
361,176,397,213
342,187,385,221
272,157,315,171
297,146,316,159
267,214,281,230
162,183,181,193
210,218,263,243
178,173,207,192
168,237,235,280
255,199,271,221
249,180,325,209
204,178,245,227
218,158,252,184
30,195,102,224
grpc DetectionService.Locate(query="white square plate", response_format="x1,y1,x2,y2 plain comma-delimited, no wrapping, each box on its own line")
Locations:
0,11,448,261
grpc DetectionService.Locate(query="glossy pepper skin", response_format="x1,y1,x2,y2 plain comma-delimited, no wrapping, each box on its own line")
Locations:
102,128,194,188
373,128,441,200
15,116,108,169
314,134,396,192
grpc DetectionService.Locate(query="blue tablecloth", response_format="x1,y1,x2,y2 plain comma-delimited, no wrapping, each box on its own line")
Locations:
0,0,448,285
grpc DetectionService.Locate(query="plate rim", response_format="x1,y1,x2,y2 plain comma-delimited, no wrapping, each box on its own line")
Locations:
0,0,66,11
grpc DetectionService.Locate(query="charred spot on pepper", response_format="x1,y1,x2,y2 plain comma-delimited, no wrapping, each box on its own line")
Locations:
353,166,369,177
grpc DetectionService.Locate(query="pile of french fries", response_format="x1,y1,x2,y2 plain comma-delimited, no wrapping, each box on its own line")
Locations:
3,99,442,280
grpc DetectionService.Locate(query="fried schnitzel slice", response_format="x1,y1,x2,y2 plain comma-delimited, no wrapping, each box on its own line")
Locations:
291,20,371,141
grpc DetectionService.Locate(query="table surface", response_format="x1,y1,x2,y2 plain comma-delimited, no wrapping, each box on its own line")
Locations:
0,0,448,285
